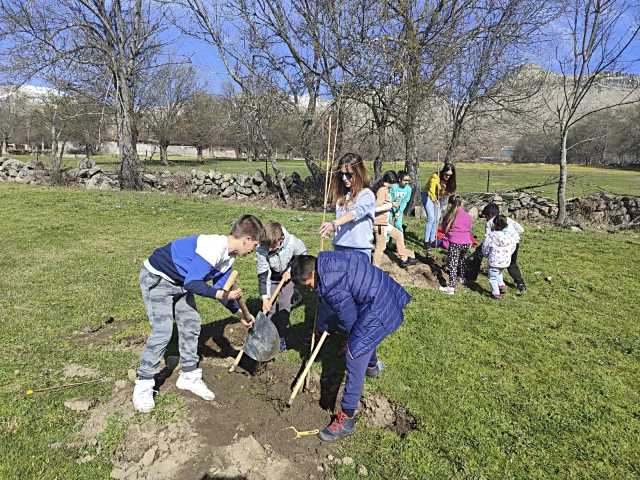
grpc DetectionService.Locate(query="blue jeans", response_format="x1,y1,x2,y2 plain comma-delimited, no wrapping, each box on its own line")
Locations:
488,267,504,296
342,347,378,413
334,244,372,261
423,196,440,244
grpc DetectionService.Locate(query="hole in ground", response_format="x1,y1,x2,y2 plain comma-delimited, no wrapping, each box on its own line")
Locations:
361,394,418,437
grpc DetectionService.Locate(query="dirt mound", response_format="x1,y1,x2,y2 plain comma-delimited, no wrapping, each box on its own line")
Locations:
62,363,101,379
205,435,299,480
377,252,439,289
361,394,418,437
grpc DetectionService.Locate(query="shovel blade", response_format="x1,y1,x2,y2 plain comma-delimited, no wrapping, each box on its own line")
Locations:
243,312,280,362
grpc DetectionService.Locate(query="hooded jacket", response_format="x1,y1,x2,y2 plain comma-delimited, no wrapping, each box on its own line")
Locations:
256,227,307,297
482,229,518,268
315,250,411,358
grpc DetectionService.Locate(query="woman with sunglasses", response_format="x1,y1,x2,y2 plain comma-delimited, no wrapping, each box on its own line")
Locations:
319,152,376,260
389,171,413,232
422,163,457,255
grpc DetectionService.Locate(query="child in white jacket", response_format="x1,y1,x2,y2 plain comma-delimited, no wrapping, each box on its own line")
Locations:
482,215,518,299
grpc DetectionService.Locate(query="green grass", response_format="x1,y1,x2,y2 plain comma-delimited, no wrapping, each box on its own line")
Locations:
11,153,640,198
0,184,639,479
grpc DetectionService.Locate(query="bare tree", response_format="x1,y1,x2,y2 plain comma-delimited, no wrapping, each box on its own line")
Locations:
0,0,164,189
439,0,552,164
141,63,198,165
177,91,227,163
547,0,640,224
0,88,28,155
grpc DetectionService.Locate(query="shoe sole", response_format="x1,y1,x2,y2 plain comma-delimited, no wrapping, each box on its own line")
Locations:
133,403,154,413
318,430,354,442
176,384,215,401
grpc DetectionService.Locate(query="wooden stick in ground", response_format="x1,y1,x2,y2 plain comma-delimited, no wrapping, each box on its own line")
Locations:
26,378,107,395
229,276,288,373
307,116,334,389
288,331,329,406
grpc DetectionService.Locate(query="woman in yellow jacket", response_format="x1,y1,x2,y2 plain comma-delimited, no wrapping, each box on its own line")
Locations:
422,164,456,250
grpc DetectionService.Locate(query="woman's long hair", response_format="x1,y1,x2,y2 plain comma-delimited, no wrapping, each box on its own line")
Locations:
372,170,397,194
440,163,457,195
330,152,370,206
441,195,464,234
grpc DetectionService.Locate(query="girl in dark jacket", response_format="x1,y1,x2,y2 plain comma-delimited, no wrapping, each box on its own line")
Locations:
291,251,411,442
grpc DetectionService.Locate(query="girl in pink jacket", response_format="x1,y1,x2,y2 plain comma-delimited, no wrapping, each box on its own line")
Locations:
439,195,474,295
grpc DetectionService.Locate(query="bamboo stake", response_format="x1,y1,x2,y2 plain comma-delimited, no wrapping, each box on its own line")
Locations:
288,331,329,406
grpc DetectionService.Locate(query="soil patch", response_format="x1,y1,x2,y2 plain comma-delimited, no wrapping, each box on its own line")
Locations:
360,394,418,437
377,251,440,289
70,312,418,479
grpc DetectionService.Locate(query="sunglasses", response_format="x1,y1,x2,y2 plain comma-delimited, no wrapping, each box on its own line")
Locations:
336,171,353,180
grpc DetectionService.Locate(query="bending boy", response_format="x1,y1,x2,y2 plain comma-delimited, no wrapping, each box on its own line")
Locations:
291,251,411,442
133,215,265,413
256,222,307,351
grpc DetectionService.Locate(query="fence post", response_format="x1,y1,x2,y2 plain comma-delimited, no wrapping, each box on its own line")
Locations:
486,170,490,192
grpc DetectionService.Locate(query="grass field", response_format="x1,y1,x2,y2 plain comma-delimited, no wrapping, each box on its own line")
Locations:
11,153,640,199
0,183,638,479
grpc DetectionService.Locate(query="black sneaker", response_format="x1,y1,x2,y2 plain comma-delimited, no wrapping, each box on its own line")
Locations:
516,284,527,295
399,258,417,268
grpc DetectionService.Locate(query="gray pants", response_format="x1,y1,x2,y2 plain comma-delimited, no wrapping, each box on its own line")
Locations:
266,280,294,338
137,266,201,380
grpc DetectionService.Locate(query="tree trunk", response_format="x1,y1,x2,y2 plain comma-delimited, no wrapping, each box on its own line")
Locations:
50,124,59,174
403,91,421,214
116,77,142,190
196,145,204,163
373,126,386,180
556,131,568,224
300,76,322,182
1,135,7,156
444,121,463,164
159,143,169,166
259,131,290,207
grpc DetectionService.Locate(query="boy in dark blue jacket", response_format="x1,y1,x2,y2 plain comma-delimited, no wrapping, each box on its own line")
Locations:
291,251,411,442
133,215,265,413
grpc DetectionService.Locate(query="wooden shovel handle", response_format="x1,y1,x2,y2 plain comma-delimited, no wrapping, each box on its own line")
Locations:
223,270,251,318
288,331,329,406
269,276,288,303
222,270,239,291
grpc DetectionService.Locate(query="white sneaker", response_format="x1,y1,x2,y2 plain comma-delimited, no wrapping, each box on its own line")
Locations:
132,378,155,413
175,368,215,401
439,286,455,295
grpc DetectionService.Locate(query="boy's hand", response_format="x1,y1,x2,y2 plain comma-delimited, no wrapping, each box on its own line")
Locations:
227,288,243,301
239,311,255,328
281,270,291,283
216,288,243,301
261,298,273,313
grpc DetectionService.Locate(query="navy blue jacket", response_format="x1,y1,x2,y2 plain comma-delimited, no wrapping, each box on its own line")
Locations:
316,251,411,358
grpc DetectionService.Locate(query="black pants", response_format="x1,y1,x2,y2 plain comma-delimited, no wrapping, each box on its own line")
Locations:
466,242,525,287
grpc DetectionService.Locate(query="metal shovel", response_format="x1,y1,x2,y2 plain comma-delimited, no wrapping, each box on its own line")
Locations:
228,276,287,371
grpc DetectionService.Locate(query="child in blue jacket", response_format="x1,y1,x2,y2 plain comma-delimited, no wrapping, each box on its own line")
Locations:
133,215,265,413
291,251,411,442
389,170,413,231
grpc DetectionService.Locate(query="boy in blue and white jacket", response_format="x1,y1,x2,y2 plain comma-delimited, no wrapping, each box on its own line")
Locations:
133,215,265,413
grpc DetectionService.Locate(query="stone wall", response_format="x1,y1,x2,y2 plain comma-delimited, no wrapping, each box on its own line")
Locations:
567,192,640,227
2,156,638,229
462,191,558,222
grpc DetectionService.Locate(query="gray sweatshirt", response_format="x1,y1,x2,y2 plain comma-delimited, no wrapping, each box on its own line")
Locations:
333,188,376,250
256,227,307,297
